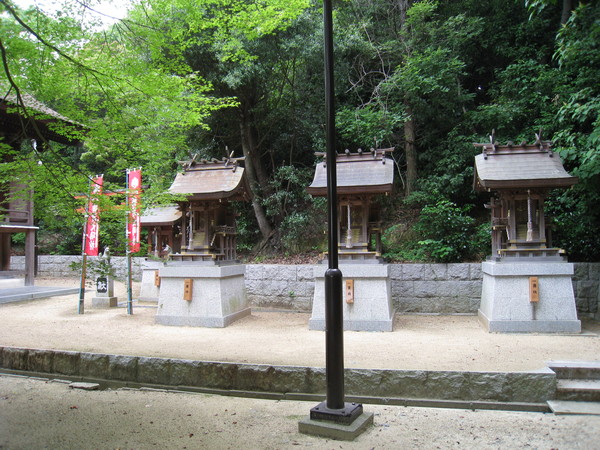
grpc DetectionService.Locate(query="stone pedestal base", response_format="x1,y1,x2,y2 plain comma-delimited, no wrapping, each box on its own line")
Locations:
138,260,164,303
309,264,394,332
156,264,250,328
479,261,581,333
92,296,118,308
92,277,117,308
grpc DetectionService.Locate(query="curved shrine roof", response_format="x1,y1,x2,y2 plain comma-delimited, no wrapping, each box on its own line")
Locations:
140,205,182,226
473,140,577,191
168,159,250,201
307,149,394,196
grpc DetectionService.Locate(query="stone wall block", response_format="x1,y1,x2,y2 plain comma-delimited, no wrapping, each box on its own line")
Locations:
391,281,414,297
27,349,54,373
297,265,316,282
137,356,171,385
388,264,403,280
262,265,296,281
108,355,138,381
395,297,422,313
588,263,600,280
52,350,81,376
573,263,589,281
462,372,505,402
469,264,483,280
244,264,263,280
505,372,556,403
196,362,239,390
2,347,28,370
447,264,470,280
170,359,201,386
577,280,598,299
302,367,326,393
412,281,439,298
80,353,109,378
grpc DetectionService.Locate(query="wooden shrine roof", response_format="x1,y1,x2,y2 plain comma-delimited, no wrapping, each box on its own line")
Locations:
168,157,251,201
140,205,182,226
473,139,578,191
307,148,394,196
0,92,84,146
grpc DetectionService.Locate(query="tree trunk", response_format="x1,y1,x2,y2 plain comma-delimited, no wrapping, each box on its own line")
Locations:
239,116,274,241
404,104,417,196
560,0,573,25
240,106,270,194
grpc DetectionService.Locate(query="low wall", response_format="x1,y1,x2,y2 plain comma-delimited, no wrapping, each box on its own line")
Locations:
0,346,556,406
9,257,600,317
10,255,145,281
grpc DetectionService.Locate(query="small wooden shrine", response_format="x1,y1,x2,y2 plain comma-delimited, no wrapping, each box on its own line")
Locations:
307,148,394,262
140,205,182,257
167,154,250,263
473,134,578,261
473,133,580,333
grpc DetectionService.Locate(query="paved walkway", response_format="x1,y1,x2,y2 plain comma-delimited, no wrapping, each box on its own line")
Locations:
0,286,79,304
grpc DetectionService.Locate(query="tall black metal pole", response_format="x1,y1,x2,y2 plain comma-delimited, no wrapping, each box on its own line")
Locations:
322,0,344,411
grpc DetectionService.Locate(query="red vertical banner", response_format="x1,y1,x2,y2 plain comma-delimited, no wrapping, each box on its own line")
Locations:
127,169,142,253
84,175,104,256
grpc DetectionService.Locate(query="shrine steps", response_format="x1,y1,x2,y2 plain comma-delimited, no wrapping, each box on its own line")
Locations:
547,361,600,415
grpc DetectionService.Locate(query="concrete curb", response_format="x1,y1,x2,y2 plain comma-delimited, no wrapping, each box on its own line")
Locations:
0,346,555,411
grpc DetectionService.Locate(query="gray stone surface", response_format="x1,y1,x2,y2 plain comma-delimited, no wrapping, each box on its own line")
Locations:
298,411,374,441
479,261,581,333
309,264,394,332
0,346,560,405
156,264,250,328
8,257,600,317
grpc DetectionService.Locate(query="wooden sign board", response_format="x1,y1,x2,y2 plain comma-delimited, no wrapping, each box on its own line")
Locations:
183,278,193,301
154,270,161,287
345,279,354,304
529,277,539,303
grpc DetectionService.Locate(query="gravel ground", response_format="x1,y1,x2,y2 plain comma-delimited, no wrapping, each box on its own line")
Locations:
1,278,599,372
1,374,599,449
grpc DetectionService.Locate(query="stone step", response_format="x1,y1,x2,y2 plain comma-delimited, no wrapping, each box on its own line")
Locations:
547,400,600,416
556,379,600,402
547,361,600,380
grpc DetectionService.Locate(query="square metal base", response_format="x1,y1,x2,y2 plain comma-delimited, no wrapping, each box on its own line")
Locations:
309,401,363,425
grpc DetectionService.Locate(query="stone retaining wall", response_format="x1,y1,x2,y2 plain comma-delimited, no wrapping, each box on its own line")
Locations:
9,257,600,316
0,346,556,406
10,255,145,281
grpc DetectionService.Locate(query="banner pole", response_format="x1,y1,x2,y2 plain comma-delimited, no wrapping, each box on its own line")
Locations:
78,177,92,314
78,216,87,315
126,169,133,315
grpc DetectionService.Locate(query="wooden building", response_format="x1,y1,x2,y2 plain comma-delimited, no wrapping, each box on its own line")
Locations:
307,148,394,261
1,93,83,284
167,156,250,263
473,136,578,261
140,205,182,257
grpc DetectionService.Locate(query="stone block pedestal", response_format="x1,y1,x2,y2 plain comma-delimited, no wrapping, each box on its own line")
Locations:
309,264,394,332
92,276,118,308
479,261,581,333
156,264,250,328
138,260,164,303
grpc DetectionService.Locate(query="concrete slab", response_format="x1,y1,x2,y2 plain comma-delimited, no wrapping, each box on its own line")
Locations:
298,411,374,440
0,287,80,304
547,400,600,415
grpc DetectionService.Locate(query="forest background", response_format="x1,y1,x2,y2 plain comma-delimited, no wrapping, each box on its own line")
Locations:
1,0,599,263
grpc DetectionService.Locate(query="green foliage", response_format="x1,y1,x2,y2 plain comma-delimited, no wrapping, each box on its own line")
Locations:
383,200,490,263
